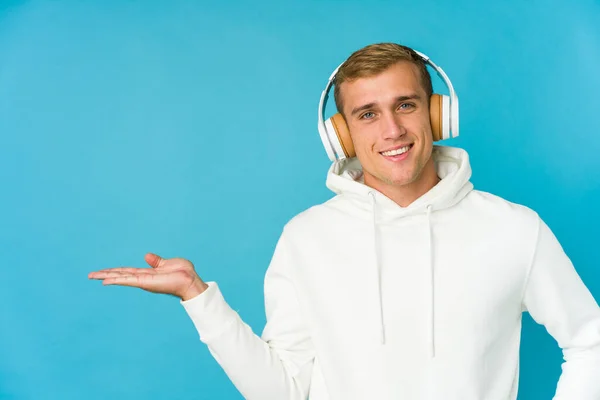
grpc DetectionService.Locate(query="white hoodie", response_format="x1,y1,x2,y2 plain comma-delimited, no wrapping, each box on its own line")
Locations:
181,146,600,400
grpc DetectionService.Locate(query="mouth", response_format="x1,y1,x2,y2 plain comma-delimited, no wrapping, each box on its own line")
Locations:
379,144,414,161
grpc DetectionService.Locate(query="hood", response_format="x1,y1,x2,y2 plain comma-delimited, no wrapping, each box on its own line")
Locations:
324,145,474,356
326,145,474,221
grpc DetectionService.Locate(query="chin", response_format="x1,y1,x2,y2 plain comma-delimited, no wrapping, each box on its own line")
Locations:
364,163,420,188
388,177,418,187
385,169,418,185
376,172,418,187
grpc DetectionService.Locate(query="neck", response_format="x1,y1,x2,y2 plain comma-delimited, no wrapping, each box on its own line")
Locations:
364,158,440,208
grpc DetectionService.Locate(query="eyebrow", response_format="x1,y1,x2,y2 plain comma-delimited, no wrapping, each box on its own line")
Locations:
350,94,422,117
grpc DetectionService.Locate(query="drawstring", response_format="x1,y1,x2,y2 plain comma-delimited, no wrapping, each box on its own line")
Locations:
426,204,436,358
368,192,435,354
369,191,386,344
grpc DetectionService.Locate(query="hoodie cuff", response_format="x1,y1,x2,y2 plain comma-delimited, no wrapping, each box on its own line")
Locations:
180,281,239,341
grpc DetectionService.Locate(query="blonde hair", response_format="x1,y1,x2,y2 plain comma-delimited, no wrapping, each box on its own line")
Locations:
333,43,433,115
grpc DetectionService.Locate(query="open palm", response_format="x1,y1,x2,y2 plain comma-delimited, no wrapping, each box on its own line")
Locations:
88,253,208,300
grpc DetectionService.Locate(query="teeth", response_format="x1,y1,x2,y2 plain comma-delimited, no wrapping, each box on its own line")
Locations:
381,145,411,156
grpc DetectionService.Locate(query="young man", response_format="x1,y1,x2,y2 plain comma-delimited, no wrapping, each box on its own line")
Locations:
89,43,600,399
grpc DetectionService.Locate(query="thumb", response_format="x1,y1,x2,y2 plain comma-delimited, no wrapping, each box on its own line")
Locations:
144,252,164,268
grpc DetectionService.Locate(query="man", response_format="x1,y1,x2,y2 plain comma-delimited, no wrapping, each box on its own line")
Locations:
88,43,600,399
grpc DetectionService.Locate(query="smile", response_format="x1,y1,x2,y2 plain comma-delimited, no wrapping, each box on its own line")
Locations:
379,143,414,161
380,144,413,157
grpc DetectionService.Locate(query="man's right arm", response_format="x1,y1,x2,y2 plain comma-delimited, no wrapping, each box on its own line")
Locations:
181,231,316,400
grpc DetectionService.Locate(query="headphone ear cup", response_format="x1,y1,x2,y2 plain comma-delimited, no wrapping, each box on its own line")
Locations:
326,113,355,159
430,94,451,141
429,94,443,141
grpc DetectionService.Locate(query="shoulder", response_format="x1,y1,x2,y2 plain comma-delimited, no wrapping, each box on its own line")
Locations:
280,196,349,237
464,189,541,228
283,199,337,228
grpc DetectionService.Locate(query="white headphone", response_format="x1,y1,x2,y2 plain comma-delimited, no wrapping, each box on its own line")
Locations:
317,49,459,161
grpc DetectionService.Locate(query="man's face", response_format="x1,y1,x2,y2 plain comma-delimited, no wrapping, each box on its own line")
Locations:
339,61,435,190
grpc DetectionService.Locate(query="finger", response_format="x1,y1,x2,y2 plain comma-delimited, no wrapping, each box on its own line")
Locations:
144,253,165,269
89,267,134,275
89,269,154,279
91,267,153,275
103,274,152,288
89,271,128,280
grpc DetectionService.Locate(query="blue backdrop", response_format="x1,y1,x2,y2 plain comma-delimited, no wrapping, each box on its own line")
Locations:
1,0,599,399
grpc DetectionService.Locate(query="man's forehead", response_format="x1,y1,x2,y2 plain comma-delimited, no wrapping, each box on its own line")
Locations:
340,63,424,109
345,62,420,88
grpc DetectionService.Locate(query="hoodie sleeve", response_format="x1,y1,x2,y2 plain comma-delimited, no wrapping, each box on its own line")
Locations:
180,231,315,400
522,216,600,400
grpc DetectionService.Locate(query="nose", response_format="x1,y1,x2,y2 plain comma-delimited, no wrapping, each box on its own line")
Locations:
380,111,407,140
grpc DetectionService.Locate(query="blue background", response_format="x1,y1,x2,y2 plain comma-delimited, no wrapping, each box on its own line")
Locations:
1,0,599,399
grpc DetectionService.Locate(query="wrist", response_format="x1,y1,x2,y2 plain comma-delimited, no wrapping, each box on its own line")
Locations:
180,279,209,301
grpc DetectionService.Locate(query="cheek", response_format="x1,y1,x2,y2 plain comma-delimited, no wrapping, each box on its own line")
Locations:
414,114,433,142
349,127,374,154
422,128,433,143
413,110,432,134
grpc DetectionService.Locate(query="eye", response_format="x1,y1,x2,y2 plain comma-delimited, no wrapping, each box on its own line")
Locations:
398,103,415,111
360,111,376,120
